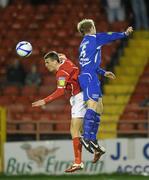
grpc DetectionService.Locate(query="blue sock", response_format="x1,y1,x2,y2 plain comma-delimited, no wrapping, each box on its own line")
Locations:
90,113,100,141
83,109,96,140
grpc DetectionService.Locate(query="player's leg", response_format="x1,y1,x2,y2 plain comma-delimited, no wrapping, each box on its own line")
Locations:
91,98,106,163
65,92,85,173
80,74,101,153
90,98,103,142
80,98,98,153
83,99,98,138
85,98,105,152
65,118,84,173
70,118,83,165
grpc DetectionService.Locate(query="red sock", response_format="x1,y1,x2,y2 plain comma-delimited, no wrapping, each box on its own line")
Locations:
73,137,82,164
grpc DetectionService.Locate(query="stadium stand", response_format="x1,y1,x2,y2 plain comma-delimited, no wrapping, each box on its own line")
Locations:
0,0,148,140
99,31,149,139
118,61,149,137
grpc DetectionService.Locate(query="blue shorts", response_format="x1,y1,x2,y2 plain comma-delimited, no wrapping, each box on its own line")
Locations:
78,73,102,102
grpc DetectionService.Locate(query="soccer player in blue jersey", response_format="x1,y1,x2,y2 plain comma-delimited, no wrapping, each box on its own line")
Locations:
77,19,133,154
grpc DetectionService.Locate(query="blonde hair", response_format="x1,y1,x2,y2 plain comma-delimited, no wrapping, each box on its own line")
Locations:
77,19,95,36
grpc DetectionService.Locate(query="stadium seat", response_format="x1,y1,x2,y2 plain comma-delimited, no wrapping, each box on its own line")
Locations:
0,96,10,105
21,114,33,121
55,123,70,132
120,112,138,120
38,85,55,96
98,131,117,139
7,124,17,131
10,112,22,121
7,104,25,113
39,123,53,132
44,103,66,113
38,113,52,121
2,86,20,96
118,123,134,131
42,76,56,86
137,123,147,131
19,123,35,132
103,105,124,115
104,85,135,94
100,122,117,131
21,86,38,95
101,115,119,122
103,95,130,105
17,96,30,105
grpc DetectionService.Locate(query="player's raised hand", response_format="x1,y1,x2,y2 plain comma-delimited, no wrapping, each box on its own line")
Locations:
104,71,116,79
32,99,45,107
58,53,67,62
125,27,133,36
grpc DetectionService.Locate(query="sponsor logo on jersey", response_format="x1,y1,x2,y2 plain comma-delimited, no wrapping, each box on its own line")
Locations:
92,94,99,99
80,58,91,67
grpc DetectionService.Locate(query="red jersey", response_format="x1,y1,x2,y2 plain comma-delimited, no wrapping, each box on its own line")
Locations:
44,59,81,103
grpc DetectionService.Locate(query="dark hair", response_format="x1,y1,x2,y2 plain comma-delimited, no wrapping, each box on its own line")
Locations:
44,51,60,62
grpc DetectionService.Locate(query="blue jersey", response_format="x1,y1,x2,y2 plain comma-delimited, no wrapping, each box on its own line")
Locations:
78,32,127,102
79,32,127,74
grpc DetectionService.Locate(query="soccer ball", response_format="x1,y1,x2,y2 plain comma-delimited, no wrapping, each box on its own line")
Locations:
16,41,32,57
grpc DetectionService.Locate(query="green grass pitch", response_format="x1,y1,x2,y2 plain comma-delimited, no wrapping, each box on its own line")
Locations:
0,174,149,180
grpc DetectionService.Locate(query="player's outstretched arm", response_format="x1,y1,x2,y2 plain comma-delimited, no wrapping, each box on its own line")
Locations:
96,26,133,46
96,67,116,79
32,88,65,107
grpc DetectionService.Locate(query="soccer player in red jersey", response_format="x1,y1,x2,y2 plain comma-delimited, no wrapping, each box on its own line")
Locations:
32,51,86,172
32,51,115,172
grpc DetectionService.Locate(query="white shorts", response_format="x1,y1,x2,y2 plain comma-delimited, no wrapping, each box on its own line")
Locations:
70,92,86,118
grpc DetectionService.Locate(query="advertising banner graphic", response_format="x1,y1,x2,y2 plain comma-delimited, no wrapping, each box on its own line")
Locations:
4,139,149,175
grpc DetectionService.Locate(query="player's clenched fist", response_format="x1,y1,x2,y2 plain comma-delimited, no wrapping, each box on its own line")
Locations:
58,53,67,61
125,27,133,36
32,99,45,107
104,71,116,79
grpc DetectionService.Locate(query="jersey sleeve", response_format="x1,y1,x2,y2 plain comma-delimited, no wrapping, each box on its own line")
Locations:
44,88,65,103
96,67,106,76
43,71,69,103
96,32,127,46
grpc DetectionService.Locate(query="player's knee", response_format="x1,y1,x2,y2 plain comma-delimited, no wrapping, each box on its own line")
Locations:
85,113,94,121
87,100,98,111
70,124,73,136
70,129,79,138
70,118,82,137
85,109,96,120
70,124,79,137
